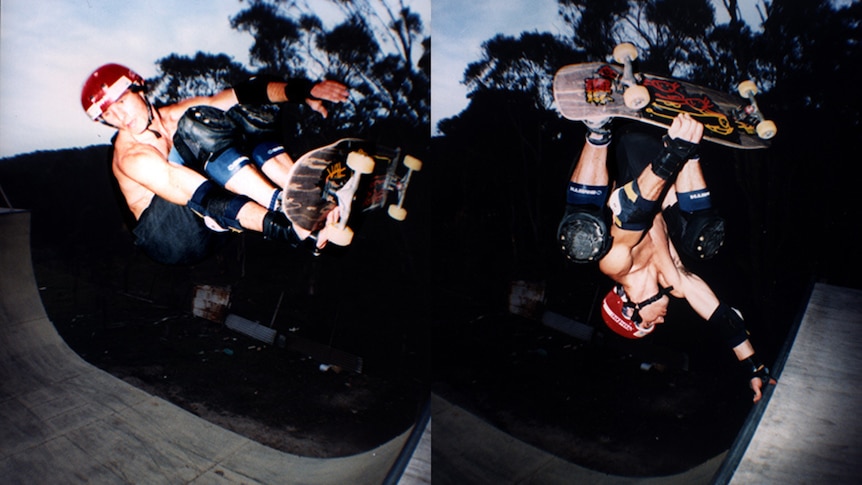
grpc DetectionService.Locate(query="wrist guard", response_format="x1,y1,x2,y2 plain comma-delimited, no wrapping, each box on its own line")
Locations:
650,135,699,180
284,78,316,102
744,354,772,388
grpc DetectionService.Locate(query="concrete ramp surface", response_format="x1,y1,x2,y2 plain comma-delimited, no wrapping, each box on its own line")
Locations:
0,209,425,484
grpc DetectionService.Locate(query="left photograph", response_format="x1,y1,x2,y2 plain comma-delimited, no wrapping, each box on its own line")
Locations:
0,0,431,483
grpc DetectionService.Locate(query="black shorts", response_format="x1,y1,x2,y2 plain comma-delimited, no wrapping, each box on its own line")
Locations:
615,124,663,184
132,195,227,265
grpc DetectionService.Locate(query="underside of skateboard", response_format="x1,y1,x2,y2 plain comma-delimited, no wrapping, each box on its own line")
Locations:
553,43,777,149
283,139,422,247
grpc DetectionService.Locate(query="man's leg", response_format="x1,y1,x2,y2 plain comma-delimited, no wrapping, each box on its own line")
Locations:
557,120,613,263
251,142,294,188
173,106,283,211
609,114,702,233
663,159,726,259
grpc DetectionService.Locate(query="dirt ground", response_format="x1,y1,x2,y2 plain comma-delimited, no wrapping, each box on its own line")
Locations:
32,223,765,476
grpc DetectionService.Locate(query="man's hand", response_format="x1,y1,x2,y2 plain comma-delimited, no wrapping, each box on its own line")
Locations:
749,363,776,403
307,80,349,118
667,113,704,144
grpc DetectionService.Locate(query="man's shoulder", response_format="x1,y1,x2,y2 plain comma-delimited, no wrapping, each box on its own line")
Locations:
113,135,164,166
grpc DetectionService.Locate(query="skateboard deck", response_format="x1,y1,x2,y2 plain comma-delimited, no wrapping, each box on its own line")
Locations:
553,62,774,149
281,138,420,246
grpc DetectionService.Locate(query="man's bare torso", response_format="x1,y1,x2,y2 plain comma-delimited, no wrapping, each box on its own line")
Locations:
112,106,183,219
603,214,683,302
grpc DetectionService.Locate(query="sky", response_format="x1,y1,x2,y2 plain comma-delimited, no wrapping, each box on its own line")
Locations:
431,0,561,134
0,0,430,158
0,0,773,157
430,0,770,135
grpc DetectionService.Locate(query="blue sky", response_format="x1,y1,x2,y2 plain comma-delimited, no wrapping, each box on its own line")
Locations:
0,0,429,158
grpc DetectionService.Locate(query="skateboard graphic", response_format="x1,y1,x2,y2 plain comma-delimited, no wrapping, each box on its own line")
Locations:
281,138,422,246
553,43,777,149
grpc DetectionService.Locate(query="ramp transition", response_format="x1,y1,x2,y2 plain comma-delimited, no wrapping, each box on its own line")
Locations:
432,283,862,484
0,209,428,484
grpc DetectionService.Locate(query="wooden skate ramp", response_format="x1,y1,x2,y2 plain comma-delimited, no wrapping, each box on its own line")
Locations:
432,282,862,484
715,282,862,484
0,209,428,484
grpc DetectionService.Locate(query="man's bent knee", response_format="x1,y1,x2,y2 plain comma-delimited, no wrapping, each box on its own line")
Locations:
558,205,612,263
173,106,252,186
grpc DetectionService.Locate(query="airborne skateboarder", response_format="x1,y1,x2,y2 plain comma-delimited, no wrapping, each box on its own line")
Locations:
558,113,773,402
80,63,348,264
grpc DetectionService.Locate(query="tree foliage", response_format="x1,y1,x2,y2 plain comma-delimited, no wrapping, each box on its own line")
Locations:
434,0,862,327
147,0,429,146
147,53,250,107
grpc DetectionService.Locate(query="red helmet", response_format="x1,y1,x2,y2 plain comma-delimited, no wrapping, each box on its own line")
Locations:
81,63,144,120
600,285,657,339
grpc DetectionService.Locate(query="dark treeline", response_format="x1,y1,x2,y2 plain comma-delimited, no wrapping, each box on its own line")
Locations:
430,0,862,357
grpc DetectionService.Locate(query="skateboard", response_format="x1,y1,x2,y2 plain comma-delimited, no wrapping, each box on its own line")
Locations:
281,138,422,246
553,43,777,149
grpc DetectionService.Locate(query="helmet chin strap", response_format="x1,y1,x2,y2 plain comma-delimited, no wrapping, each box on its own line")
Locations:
143,96,161,138
126,84,161,138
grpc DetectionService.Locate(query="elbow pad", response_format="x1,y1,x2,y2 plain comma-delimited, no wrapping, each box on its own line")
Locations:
709,303,749,348
233,75,278,105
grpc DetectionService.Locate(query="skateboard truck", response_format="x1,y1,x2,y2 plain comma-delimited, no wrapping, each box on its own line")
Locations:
613,43,651,110
735,80,777,140
385,155,422,221
319,151,375,247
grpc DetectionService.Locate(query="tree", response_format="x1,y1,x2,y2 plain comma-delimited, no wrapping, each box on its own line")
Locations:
147,53,250,107
231,0,430,142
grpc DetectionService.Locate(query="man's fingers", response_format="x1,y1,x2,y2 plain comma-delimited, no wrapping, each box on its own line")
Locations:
668,113,703,144
310,80,349,103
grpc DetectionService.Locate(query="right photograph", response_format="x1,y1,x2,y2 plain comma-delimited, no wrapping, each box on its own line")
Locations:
429,0,862,483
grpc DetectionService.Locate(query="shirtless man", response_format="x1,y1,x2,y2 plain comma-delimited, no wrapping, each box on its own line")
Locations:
558,113,773,402
81,63,349,264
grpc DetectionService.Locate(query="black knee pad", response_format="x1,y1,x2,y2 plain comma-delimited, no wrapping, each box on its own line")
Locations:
557,205,612,263
173,106,241,169
664,204,726,260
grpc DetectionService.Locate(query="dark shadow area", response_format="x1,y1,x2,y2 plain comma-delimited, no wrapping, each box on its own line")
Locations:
0,144,431,458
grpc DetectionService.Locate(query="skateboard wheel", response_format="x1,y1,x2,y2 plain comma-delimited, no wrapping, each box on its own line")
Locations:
738,80,758,98
756,120,777,139
623,85,650,110
325,225,354,246
613,42,639,63
403,155,423,171
347,152,375,174
388,205,407,221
